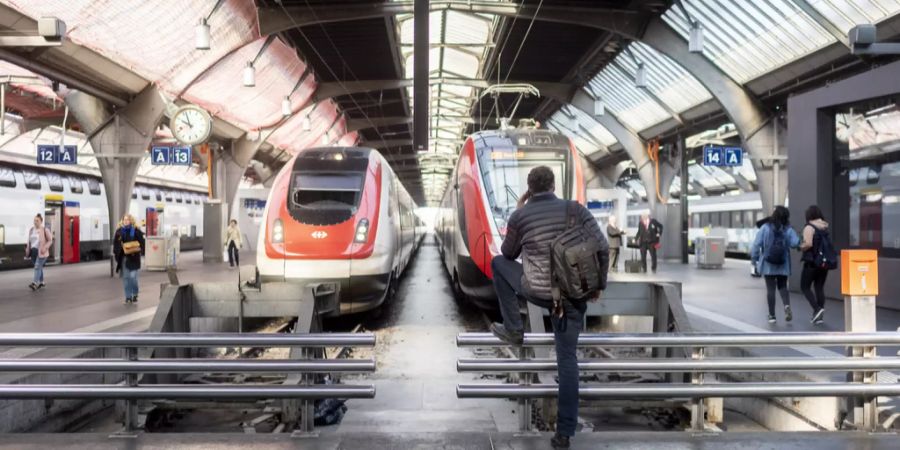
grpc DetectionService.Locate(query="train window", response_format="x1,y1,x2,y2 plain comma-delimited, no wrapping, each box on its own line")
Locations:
691,213,699,228
0,224,4,252
87,178,101,195
732,211,742,228
155,189,162,201
191,225,196,238
175,191,183,203
141,187,151,200
69,177,84,194
744,210,755,228
164,191,173,202
755,210,764,224
721,211,731,228
0,167,15,188
47,173,63,192
132,187,138,199
22,170,42,190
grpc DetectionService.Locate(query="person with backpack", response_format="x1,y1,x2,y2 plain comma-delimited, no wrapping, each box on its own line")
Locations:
750,206,801,324
489,166,609,450
25,213,52,290
113,213,145,304
800,205,835,325
636,214,663,273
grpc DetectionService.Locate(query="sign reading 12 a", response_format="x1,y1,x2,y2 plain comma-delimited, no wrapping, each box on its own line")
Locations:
36,145,77,165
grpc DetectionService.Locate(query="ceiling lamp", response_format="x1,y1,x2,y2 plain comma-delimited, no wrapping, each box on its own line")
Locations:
689,22,704,53
281,96,291,117
634,63,647,88
195,18,210,50
593,97,605,117
301,115,311,131
242,62,255,87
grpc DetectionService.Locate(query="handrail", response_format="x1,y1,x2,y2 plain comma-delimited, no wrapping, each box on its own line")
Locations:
0,384,376,399
457,383,900,399
0,332,375,347
457,357,900,372
457,332,900,347
0,359,376,373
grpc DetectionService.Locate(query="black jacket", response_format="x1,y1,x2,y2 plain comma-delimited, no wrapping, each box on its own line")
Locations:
501,192,609,304
114,226,145,271
636,218,663,247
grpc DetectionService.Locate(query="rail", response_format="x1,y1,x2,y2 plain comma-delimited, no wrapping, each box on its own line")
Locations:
456,331,900,432
0,332,376,435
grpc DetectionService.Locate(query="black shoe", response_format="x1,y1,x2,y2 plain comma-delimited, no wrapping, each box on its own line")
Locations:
29,282,36,291
811,308,824,324
124,297,132,304
551,433,570,449
132,295,138,303
490,322,524,346
784,305,793,322
767,315,776,324
37,283,45,290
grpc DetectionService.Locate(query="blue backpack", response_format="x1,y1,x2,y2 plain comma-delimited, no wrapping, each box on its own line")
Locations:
764,225,787,265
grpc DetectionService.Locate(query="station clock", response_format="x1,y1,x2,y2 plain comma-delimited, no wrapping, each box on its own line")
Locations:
170,104,212,146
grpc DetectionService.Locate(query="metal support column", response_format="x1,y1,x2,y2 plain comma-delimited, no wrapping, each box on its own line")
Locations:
689,346,706,431
679,135,689,264
413,0,429,152
844,295,878,430
118,346,139,437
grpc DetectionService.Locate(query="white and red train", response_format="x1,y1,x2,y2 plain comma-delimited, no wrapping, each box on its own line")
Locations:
435,128,586,309
257,147,424,317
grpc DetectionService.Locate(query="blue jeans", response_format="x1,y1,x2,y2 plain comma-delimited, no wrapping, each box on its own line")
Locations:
122,266,139,298
491,255,585,436
30,248,46,284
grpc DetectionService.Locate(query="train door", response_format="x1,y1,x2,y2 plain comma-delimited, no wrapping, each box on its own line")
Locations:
44,200,62,264
146,208,159,236
859,192,882,248
62,201,80,263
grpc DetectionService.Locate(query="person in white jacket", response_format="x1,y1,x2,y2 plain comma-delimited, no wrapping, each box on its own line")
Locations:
225,219,242,268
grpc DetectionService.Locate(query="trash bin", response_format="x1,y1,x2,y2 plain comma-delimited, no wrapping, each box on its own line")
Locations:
144,236,168,271
696,236,726,269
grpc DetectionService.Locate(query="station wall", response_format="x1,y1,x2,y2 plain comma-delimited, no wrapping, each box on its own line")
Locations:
788,59,900,311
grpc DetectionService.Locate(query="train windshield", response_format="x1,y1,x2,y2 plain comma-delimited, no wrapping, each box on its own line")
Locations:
289,172,365,225
480,149,567,235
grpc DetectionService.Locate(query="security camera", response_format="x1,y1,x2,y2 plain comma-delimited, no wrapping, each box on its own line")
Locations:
37,17,66,40
849,24,876,47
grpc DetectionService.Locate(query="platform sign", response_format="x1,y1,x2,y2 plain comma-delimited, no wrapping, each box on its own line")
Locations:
703,146,723,166
37,144,57,164
57,145,77,165
36,144,78,165
171,146,192,166
723,147,743,166
151,146,171,165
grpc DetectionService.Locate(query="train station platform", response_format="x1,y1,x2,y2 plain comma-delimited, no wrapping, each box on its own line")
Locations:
0,251,240,336
0,431,895,449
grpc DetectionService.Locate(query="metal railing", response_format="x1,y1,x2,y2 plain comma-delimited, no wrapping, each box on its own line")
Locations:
0,332,376,435
456,331,900,432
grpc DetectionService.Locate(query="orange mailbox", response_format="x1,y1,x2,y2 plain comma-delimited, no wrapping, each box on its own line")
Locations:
841,250,878,296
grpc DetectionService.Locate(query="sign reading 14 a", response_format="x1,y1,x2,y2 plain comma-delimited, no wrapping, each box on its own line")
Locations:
703,145,743,167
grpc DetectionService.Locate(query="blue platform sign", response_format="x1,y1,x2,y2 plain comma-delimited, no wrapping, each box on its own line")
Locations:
36,144,78,165
723,147,743,166
151,146,171,165
58,145,77,165
37,144,57,164
172,146,192,166
703,146,723,166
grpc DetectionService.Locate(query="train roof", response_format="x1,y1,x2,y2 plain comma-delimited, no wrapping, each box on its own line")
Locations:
469,128,570,150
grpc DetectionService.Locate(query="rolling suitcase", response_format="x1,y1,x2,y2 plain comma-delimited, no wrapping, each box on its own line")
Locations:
624,247,643,273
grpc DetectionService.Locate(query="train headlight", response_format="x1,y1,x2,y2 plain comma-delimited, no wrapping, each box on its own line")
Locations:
354,219,369,243
272,218,284,244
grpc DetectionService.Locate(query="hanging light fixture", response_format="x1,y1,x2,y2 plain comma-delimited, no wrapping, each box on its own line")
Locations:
195,18,211,50
301,115,311,131
243,62,255,87
634,63,647,88
689,22,704,53
281,96,291,117
593,96,605,117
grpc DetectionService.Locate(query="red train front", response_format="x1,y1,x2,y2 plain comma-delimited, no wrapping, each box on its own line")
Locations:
257,147,420,317
434,127,585,308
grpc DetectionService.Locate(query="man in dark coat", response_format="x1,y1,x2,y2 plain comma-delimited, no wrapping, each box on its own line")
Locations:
636,213,663,273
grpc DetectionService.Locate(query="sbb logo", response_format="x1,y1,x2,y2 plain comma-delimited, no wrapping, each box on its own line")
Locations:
311,231,328,239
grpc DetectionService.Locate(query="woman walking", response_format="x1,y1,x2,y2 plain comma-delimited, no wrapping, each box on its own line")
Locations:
114,214,145,304
750,206,800,324
25,214,52,290
225,219,242,268
800,205,832,325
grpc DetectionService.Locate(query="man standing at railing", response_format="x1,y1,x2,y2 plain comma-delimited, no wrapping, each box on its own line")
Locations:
489,166,609,450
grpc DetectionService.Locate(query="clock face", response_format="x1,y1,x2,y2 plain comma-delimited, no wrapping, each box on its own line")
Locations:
171,105,212,145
